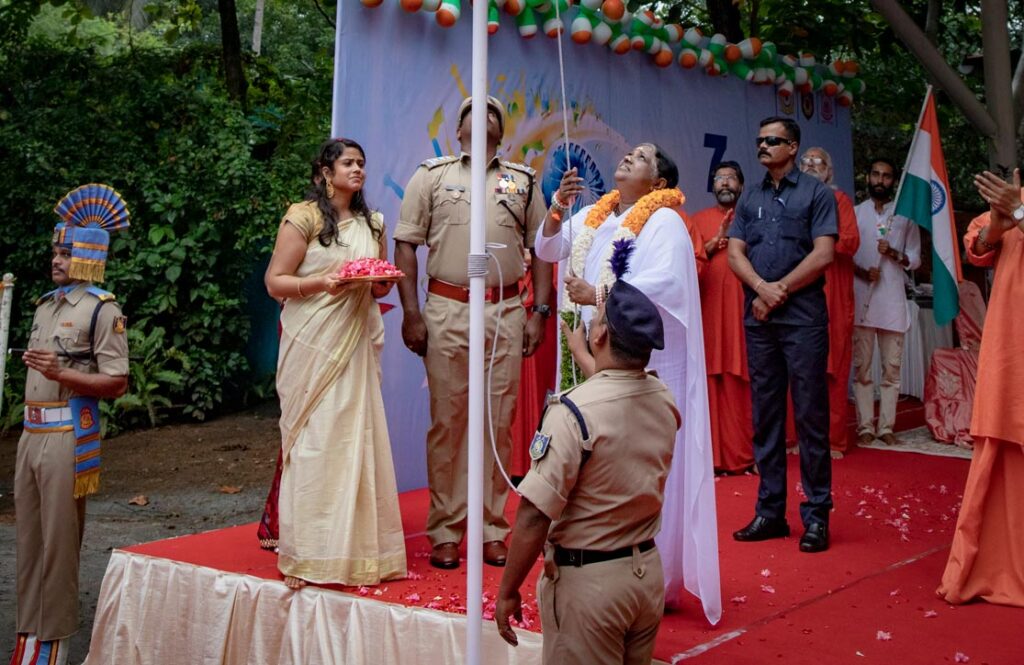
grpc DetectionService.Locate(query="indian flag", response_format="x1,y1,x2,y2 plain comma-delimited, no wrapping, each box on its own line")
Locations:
894,88,961,326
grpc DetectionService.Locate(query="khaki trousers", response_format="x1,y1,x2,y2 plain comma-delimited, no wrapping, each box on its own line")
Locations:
538,547,664,665
15,430,87,641
852,325,905,436
423,293,525,545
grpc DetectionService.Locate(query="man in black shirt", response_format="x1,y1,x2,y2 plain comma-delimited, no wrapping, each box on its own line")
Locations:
727,116,837,553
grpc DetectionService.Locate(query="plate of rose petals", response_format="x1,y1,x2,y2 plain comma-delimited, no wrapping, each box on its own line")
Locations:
336,258,405,283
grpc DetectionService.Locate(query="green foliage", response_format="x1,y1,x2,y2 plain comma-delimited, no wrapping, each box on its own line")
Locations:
559,309,583,392
102,326,185,433
1,359,27,434
0,2,335,430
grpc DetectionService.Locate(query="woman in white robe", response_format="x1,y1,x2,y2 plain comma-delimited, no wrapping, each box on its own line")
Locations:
535,143,722,624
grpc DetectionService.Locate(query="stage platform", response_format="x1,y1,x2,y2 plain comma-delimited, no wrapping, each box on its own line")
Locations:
83,441,1023,664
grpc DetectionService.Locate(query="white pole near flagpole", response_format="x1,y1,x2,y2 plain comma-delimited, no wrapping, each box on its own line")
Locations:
862,84,932,316
330,1,344,137
0,274,14,418
466,2,488,664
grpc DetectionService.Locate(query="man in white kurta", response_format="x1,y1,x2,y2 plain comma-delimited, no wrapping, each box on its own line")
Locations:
534,186,722,625
852,158,922,445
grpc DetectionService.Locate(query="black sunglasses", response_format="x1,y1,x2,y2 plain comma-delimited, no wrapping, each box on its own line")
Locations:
756,136,793,147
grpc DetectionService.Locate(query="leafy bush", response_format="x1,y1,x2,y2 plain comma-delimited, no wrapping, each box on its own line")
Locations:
0,8,333,431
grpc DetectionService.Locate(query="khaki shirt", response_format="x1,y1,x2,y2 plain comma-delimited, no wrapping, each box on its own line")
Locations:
518,369,681,551
25,283,129,404
395,153,547,287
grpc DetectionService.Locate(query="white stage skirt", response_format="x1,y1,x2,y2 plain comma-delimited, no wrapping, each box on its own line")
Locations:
84,550,543,665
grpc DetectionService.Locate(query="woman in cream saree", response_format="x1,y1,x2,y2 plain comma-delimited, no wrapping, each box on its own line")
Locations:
265,139,406,588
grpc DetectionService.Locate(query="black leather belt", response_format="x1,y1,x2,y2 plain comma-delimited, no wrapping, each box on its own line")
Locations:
553,539,656,567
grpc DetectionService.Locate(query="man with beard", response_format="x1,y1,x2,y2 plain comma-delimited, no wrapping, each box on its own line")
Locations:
727,117,837,553
852,158,921,447
797,147,860,458
693,161,754,473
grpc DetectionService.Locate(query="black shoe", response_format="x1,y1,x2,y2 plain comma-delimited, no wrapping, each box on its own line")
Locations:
799,522,829,553
733,516,790,542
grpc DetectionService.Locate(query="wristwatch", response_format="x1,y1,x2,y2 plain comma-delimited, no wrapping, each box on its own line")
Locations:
531,304,552,318
1012,204,1024,222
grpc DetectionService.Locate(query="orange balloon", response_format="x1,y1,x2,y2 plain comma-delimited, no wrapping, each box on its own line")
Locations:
602,0,625,21
437,8,458,26
361,0,385,6
678,51,697,69
400,0,423,11
654,48,673,68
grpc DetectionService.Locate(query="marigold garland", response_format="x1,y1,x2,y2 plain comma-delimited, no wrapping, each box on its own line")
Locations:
558,186,685,390
565,187,685,311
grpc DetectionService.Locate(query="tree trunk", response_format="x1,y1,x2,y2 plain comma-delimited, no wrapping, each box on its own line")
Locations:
870,0,996,136
979,0,1017,172
252,0,265,56
706,0,744,42
218,0,247,108
748,0,761,39
924,0,940,45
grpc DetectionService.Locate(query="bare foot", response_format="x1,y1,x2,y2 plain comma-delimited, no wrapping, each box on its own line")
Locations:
284,576,307,590
786,445,798,455
830,449,845,460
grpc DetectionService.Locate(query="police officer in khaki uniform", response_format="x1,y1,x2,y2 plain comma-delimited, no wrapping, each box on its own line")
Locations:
394,96,553,569
495,280,680,665
12,186,130,664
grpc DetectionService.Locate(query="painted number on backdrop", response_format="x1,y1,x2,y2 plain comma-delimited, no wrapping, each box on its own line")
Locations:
704,133,727,193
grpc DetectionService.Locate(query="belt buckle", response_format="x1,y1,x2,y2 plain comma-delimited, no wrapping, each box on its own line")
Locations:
567,550,581,567
27,407,43,424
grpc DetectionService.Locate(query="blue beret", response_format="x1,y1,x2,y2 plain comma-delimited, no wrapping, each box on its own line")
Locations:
604,281,664,353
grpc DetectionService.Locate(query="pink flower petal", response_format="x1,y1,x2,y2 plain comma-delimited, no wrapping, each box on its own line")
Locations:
923,610,938,618
876,630,892,641
889,589,900,597
760,585,776,594
954,652,970,663
405,592,421,603
730,595,747,604
760,568,772,577
357,586,370,596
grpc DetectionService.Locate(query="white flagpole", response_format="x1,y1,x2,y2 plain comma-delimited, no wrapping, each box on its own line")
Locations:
466,2,488,663
0,274,14,418
862,85,931,317
330,1,344,137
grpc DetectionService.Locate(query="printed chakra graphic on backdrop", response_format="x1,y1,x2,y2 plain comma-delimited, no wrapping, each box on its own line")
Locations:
542,143,606,209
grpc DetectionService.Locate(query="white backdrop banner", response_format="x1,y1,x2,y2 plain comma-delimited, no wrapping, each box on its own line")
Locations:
332,3,853,492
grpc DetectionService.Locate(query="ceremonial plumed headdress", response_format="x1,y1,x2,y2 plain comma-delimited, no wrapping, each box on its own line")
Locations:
52,183,131,282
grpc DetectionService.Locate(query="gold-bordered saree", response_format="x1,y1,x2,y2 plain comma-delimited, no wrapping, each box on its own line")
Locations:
275,201,406,585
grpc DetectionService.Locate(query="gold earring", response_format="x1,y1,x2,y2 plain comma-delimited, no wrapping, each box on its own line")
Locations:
326,180,335,199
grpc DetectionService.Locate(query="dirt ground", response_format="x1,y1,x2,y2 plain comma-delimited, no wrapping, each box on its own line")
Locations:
0,402,283,663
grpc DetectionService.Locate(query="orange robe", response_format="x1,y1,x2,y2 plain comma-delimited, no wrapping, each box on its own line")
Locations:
825,190,859,451
675,206,708,278
938,208,1024,608
785,190,859,451
509,265,558,477
693,205,753,473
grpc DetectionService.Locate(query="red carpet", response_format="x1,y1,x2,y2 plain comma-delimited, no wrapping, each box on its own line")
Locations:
123,439,1022,663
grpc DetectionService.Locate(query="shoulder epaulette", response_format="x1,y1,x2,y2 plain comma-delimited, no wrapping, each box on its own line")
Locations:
35,288,59,305
420,155,459,170
85,285,116,302
501,160,536,178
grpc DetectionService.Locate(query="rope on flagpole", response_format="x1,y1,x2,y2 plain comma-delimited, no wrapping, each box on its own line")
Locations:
551,0,584,389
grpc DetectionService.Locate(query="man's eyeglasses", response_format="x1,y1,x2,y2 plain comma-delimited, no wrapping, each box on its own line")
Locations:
801,156,825,166
756,136,792,147
713,174,738,183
